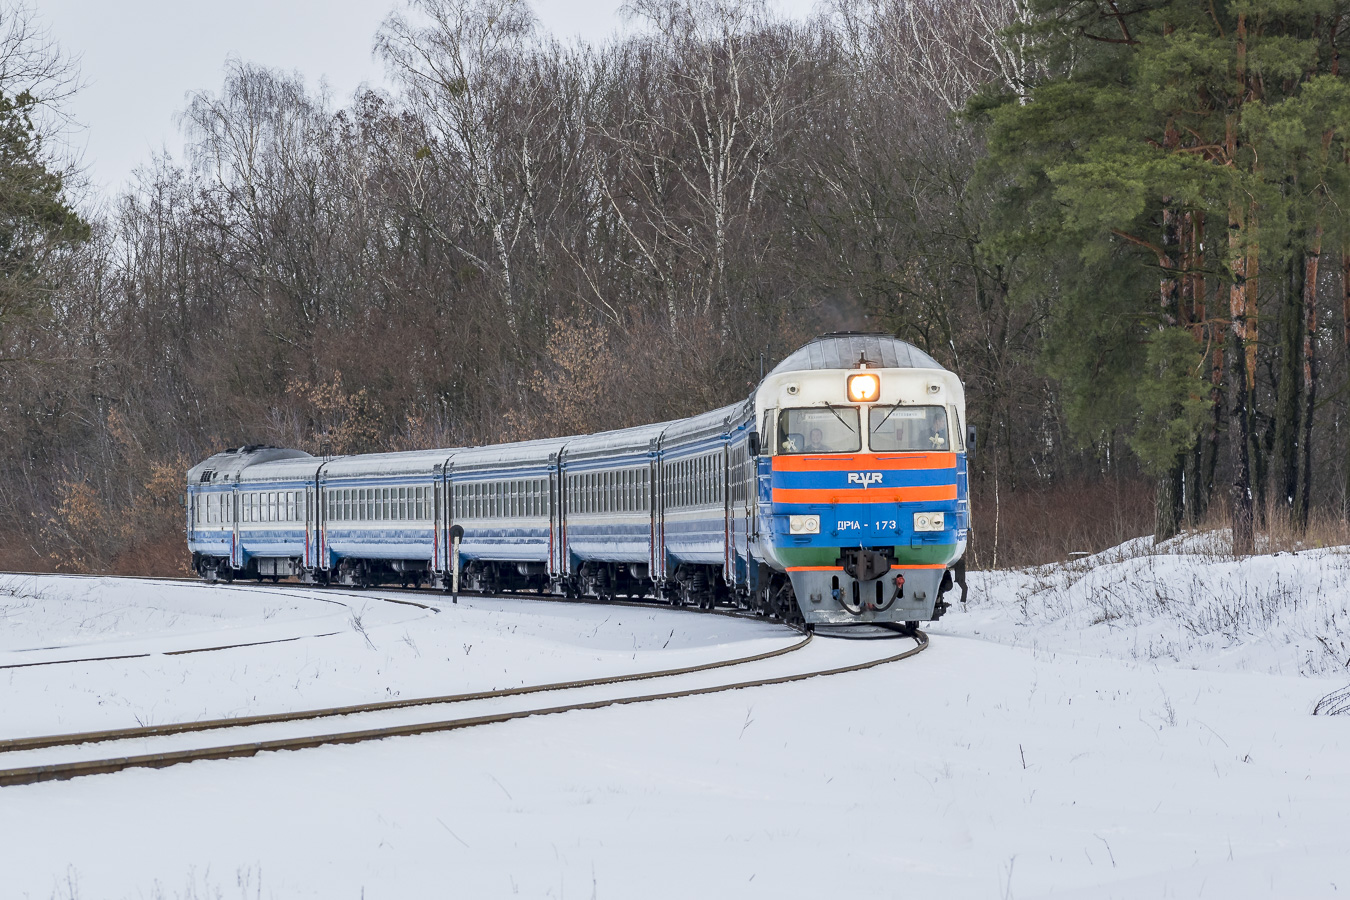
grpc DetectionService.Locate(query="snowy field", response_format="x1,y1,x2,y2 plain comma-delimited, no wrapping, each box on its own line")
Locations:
2,543,1348,899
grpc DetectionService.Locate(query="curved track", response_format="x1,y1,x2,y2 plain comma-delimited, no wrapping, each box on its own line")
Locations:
0,629,926,788
1,631,812,755
0,574,438,670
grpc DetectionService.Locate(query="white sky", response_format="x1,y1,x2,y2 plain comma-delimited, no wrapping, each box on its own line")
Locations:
38,0,822,199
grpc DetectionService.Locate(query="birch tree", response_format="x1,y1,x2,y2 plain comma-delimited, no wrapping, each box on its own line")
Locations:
603,0,803,326
378,0,542,336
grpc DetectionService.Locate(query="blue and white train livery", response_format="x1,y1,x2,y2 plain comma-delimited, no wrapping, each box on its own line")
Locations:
186,333,973,625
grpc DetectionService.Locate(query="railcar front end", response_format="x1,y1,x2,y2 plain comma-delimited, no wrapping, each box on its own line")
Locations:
752,336,970,625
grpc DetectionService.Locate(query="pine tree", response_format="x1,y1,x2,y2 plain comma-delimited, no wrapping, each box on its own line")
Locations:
0,87,88,358
976,0,1350,554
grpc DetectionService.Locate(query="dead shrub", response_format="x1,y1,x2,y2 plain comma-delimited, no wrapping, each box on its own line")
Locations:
39,410,194,575
286,371,387,454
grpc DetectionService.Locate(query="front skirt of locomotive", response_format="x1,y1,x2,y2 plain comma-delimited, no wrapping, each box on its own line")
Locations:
785,554,952,624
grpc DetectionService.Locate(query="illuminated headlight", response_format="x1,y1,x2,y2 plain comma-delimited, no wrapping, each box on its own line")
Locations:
846,373,880,403
913,512,945,532
789,515,821,535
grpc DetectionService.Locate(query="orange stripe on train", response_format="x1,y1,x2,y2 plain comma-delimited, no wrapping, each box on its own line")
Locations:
772,484,958,504
771,452,956,472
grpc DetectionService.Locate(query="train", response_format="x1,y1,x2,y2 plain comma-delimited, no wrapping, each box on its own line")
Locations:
186,333,972,627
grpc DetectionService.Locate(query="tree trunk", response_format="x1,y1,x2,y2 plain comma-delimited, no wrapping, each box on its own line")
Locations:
1296,236,1321,532
1343,244,1350,523
1244,201,1260,392
1228,190,1255,555
1227,324,1255,555
1155,461,1184,543
1183,210,1213,527
1189,211,1206,327
1154,166,1182,542
1272,251,1304,521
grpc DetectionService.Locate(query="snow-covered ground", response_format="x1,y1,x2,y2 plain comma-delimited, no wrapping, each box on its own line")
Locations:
2,543,1348,899
953,532,1350,677
0,574,791,739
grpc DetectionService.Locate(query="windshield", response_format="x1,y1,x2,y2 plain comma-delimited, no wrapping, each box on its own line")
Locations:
777,407,861,454
869,405,949,451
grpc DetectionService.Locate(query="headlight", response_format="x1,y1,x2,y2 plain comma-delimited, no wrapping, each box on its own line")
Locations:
789,514,820,535
913,512,945,532
846,373,880,403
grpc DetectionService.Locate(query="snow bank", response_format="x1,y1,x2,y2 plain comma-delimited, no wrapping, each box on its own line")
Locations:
943,531,1350,677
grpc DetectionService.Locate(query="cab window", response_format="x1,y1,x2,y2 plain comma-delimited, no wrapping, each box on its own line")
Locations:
777,408,861,454
869,406,949,451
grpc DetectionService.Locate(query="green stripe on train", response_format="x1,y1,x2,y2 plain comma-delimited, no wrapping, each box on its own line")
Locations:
776,543,958,568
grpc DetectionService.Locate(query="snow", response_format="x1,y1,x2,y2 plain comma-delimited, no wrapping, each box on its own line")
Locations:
2,541,1349,899
0,575,792,738
950,534,1350,677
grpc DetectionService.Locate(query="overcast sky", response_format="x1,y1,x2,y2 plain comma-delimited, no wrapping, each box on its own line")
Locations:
39,0,821,200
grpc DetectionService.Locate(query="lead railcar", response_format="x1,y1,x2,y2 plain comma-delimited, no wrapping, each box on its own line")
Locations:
187,333,972,626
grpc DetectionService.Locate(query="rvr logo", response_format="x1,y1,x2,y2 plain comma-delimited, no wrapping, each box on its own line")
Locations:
847,472,883,487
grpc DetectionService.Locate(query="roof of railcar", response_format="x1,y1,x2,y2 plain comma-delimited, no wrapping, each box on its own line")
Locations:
321,448,459,479
236,456,327,483
449,436,570,469
767,333,946,377
186,447,313,483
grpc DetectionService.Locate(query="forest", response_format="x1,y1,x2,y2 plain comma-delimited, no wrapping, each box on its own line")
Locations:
5,0,1350,575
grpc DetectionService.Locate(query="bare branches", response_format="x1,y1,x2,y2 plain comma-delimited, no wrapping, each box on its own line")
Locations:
0,1,82,129
831,0,1043,110
599,0,804,322
377,0,543,331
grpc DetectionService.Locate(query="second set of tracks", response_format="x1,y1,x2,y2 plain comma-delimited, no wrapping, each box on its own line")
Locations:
0,576,929,789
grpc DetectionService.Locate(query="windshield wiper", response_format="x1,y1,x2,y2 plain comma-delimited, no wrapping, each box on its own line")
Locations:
871,404,903,435
815,402,858,438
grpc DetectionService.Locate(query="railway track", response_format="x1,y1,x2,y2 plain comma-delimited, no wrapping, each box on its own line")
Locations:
0,628,926,789
0,573,929,789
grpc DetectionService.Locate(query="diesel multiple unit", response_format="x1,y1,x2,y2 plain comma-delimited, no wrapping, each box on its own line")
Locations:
187,333,972,626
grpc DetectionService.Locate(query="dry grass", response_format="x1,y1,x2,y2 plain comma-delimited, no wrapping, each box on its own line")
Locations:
0,540,46,574
967,477,1156,570
1243,498,1350,556
967,476,1350,571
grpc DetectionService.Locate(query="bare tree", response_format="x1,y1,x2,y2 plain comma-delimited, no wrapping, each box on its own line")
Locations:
602,0,804,326
831,0,1041,110
0,1,82,135
377,0,543,336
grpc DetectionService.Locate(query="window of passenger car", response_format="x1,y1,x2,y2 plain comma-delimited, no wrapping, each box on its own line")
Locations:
868,405,949,451
777,408,861,454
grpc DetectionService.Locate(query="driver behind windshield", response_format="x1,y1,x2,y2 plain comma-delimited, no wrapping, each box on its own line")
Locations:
778,408,862,454
870,407,948,451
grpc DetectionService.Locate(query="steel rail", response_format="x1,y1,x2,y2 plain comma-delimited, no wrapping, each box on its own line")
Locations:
0,632,812,754
0,630,926,788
